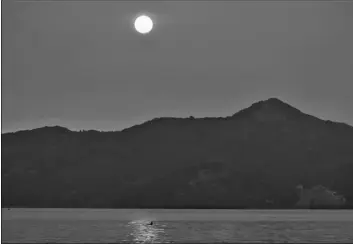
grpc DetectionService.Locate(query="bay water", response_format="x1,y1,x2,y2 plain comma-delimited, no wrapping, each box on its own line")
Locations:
2,208,353,243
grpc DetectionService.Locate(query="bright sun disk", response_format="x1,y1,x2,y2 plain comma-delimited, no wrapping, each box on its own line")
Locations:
134,15,153,34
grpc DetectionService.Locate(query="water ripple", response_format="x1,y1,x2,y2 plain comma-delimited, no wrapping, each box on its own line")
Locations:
3,209,353,243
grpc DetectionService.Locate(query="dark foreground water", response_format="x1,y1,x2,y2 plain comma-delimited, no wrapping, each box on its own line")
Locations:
2,209,353,243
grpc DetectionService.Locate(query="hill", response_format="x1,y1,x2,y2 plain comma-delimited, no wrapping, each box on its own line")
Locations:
2,98,353,209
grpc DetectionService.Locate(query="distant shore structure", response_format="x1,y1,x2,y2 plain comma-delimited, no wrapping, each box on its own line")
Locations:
296,184,346,208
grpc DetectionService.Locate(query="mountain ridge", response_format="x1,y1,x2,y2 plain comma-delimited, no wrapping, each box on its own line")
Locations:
3,98,352,135
2,97,353,209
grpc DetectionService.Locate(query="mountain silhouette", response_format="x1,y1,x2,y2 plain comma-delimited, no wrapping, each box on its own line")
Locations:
2,98,353,209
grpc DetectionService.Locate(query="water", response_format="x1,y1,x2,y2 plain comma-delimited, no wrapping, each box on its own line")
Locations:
2,208,353,243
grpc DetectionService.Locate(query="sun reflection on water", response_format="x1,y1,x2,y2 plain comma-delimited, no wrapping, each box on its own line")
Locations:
127,220,169,243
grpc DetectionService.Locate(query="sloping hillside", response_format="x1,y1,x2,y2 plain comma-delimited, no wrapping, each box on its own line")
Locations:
2,98,353,208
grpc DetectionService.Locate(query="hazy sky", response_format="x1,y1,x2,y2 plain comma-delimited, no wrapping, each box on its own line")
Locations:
2,1,353,132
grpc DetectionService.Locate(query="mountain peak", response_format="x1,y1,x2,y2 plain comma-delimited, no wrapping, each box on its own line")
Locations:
233,98,302,122
265,97,288,105
253,97,296,108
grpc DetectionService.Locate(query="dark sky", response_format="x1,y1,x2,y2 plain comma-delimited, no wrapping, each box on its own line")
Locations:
2,1,353,132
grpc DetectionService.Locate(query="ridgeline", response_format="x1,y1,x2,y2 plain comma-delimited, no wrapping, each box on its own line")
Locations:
2,98,353,209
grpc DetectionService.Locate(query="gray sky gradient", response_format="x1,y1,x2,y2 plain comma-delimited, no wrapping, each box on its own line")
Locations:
2,1,353,132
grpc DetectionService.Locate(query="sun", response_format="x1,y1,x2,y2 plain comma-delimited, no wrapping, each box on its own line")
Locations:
134,15,153,34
